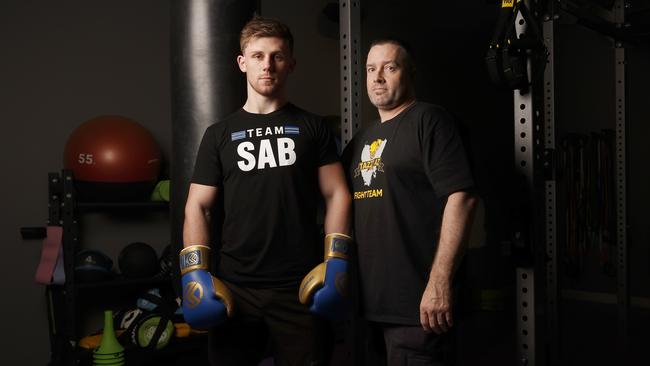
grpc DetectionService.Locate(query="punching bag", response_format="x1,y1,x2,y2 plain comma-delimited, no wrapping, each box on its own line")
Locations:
170,0,257,293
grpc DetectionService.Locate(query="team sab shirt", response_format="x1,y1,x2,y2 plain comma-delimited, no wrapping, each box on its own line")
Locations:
192,103,339,288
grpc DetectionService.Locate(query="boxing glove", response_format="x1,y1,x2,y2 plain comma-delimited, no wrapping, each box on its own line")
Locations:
180,245,233,329
298,233,353,319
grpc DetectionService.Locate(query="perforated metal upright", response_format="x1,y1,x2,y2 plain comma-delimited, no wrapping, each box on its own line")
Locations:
514,1,544,365
542,5,559,366
613,0,628,360
339,0,362,148
62,171,81,365
339,2,362,364
44,170,81,366
45,172,65,366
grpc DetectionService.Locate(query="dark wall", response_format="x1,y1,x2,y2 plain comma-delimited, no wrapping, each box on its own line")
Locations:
0,1,171,364
262,1,341,117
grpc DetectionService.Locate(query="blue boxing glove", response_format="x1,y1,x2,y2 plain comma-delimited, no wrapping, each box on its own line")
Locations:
180,245,233,329
298,233,353,319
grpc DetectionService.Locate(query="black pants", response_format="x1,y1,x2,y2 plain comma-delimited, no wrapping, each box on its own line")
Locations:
207,280,333,366
363,321,456,366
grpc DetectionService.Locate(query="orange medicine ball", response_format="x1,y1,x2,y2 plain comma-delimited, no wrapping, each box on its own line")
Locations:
64,115,162,183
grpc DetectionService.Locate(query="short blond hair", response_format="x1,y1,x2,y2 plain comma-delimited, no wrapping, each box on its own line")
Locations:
240,16,293,54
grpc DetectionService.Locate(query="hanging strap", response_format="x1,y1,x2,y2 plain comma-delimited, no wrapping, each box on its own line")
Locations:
34,226,65,285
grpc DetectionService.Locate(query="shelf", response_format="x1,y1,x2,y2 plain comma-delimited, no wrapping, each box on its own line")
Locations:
46,170,177,366
75,274,173,290
76,201,169,212
47,274,173,291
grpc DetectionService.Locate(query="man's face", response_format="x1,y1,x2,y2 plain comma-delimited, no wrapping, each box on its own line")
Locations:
366,43,411,110
237,36,295,98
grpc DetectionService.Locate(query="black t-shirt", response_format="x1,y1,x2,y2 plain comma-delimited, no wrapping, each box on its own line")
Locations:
192,103,339,288
342,101,474,324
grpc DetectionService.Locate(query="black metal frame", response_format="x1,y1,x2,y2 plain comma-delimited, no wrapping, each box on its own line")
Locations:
517,0,630,364
340,0,362,148
44,170,192,366
542,9,560,366
44,170,86,365
46,172,65,366
613,0,628,359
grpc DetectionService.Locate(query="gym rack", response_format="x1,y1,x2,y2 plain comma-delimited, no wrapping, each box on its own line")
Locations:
44,170,205,366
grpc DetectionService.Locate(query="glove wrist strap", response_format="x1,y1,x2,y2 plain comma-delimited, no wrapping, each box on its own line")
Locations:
324,233,352,260
179,245,211,275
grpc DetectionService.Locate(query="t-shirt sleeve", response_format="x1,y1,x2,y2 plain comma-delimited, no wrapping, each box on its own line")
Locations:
421,108,474,197
191,124,222,187
315,117,340,166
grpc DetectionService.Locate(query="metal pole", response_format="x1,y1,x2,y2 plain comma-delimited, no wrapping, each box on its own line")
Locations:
339,0,361,148
517,267,536,366
613,0,628,360
514,1,538,365
340,2,362,364
542,7,559,366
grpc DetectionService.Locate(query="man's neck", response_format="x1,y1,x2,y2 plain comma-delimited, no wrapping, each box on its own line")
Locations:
378,98,416,122
242,89,288,114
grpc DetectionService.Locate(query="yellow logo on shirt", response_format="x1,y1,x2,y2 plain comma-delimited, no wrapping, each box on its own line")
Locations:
353,139,387,200
369,139,383,158
354,189,383,199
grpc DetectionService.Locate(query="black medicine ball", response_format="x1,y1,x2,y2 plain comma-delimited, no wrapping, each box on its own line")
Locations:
118,242,159,278
75,249,113,282
158,244,173,276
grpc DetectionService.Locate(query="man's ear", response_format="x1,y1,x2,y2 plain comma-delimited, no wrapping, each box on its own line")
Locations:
237,55,246,73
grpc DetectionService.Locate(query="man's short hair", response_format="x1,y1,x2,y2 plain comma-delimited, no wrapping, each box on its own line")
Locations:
240,16,294,54
369,38,416,78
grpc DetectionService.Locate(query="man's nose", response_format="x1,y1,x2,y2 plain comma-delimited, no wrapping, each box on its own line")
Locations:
262,56,274,71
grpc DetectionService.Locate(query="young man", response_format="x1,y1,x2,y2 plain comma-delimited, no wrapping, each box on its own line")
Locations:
179,17,352,366
343,39,477,365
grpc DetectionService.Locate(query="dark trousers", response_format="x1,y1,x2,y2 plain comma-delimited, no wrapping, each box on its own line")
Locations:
207,280,333,366
363,321,456,366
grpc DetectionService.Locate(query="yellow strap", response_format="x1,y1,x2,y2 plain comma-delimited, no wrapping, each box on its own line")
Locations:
179,245,211,274
324,233,353,260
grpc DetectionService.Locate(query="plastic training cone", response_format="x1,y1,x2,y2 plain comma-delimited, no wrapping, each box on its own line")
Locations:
95,310,124,356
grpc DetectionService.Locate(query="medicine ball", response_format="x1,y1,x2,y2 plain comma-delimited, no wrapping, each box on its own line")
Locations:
75,249,113,283
118,242,159,278
63,115,162,201
158,244,173,276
